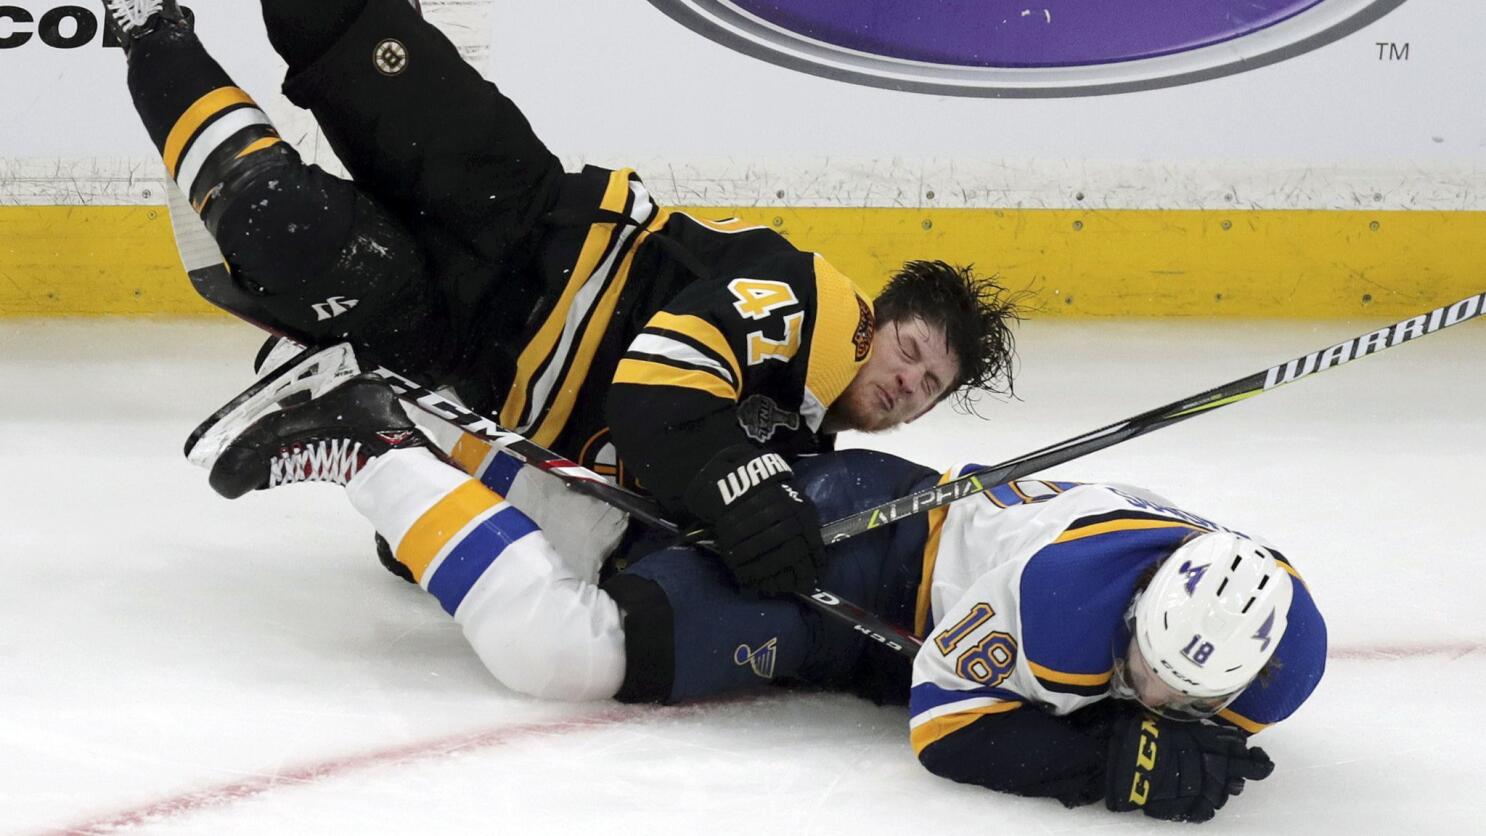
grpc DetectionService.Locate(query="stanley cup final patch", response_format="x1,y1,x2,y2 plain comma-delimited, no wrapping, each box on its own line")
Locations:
736,394,800,443
373,39,409,76
734,638,779,680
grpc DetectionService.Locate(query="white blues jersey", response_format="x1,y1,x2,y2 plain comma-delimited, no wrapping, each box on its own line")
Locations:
908,467,1327,756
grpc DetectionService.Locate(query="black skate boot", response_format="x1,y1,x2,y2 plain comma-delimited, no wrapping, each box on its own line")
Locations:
104,0,193,56
209,374,432,499
185,343,362,469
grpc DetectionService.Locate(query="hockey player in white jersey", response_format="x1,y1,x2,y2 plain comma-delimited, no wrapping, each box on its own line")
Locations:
907,466,1323,821
195,354,1324,824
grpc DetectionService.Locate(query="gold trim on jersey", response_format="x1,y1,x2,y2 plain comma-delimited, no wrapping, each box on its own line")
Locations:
396,479,504,583
163,87,256,177
910,701,1024,755
1027,660,1112,687
499,170,638,433
1276,558,1309,592
646,311,743,385
530,204,676,445
1053,518,1205,544
675,213,766,233
612,358,739,400
913,469,956,637
1217,707,1272,734
804,255,873,407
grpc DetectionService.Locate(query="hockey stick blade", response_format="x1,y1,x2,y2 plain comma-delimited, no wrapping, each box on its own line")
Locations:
164,182,925,658
820,291,1486,543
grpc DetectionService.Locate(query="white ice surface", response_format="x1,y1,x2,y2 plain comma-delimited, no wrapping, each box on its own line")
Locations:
1,318,1482,835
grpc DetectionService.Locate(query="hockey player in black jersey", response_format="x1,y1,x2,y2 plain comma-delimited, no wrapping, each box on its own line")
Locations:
105,0,1020,598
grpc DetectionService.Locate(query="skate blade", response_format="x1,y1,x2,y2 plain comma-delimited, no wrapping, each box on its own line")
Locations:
184,343,362,468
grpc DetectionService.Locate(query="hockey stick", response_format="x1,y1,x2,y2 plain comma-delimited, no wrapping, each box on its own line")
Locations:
167,176,1484,659
375,367,913,655
819,291,1486,543
164,183,918,658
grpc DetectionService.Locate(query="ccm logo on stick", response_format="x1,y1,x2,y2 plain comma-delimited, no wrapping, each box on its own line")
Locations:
646,0,1406,97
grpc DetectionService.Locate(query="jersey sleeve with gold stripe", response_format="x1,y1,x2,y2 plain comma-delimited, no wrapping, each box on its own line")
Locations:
450,166,875,505
607,241,875,513
908,468,1327,802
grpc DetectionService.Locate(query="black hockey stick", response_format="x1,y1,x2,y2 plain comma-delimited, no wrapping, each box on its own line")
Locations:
164,183,919,658
398,296,1482,657
819,291,1486,543
376,367,913,656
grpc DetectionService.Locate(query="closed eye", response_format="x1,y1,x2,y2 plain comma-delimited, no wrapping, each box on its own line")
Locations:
895,322,941,397
895,323,921,361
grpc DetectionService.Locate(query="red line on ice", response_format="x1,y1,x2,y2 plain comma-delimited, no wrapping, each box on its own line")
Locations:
39,643,1481,833
1327,641,1483,661
47,706,645,836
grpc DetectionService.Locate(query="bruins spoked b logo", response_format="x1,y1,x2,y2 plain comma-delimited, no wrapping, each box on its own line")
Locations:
373,38,409,76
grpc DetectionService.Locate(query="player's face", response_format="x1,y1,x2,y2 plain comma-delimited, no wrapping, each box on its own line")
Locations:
1113,636,1235,721
826,317,960,433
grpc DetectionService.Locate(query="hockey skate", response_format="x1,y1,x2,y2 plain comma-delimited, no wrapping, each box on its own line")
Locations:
252,335,308,378
206,373,432,500
104,0,192,55
184,342,363,470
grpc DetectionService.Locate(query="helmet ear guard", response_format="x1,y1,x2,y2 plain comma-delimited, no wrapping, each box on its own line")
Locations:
1130,532,1295,701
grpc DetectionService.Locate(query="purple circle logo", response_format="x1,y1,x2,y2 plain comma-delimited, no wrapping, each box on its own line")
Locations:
646,0,1406,96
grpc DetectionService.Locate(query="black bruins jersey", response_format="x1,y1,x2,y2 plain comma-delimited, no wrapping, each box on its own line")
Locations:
449,165,877,514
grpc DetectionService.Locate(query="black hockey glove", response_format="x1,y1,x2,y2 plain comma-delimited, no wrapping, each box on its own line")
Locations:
1105,712,1275,823
684,445,826,596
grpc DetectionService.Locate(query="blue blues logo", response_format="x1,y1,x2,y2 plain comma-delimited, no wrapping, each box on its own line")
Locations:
1252,609,1278,652
1178,560,1209,595
646,1,1406,97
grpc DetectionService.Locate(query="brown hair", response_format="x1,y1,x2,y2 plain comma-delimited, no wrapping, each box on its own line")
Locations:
873,260,1024,410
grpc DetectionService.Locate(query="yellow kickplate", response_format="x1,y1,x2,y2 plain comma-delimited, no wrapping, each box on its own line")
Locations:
0,206,221,316
3,204,1483,318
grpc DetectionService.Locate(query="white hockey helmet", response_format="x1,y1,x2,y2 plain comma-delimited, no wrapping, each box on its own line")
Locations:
1122,532,1294,712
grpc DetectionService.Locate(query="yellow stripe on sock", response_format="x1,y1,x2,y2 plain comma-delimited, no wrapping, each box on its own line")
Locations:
163,87,255,177
450,433,495,477
395,479,504,582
